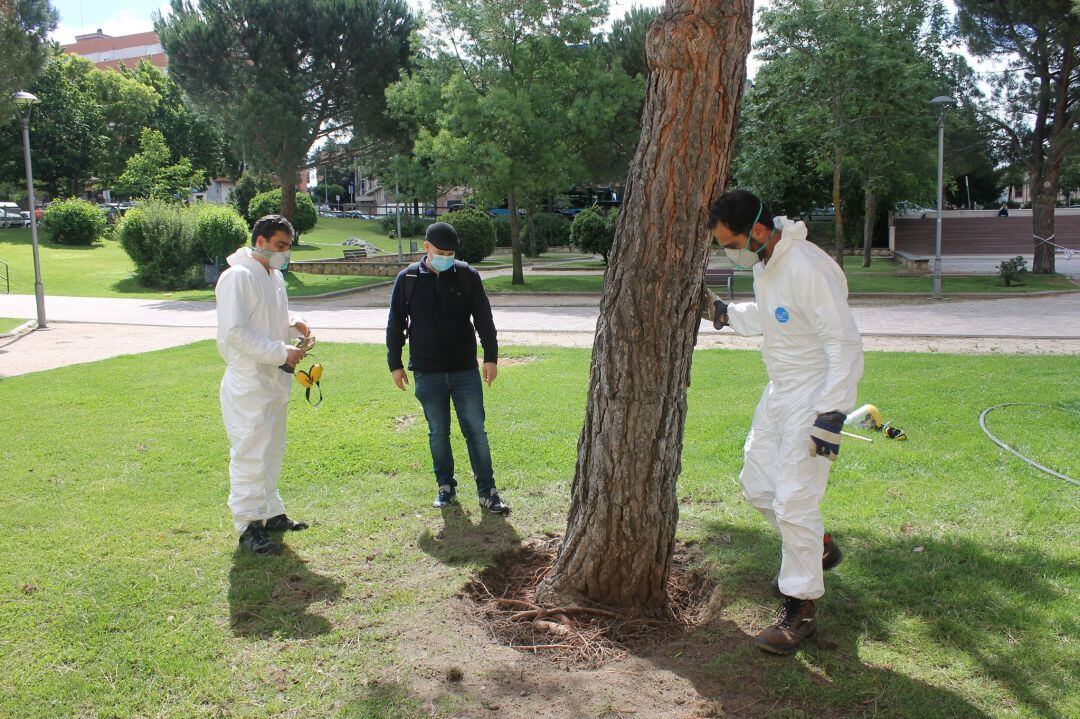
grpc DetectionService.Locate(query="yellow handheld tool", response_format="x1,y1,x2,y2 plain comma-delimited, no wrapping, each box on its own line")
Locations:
296,363,323,406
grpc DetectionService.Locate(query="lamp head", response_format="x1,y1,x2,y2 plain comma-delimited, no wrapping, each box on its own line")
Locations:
12,91,39,108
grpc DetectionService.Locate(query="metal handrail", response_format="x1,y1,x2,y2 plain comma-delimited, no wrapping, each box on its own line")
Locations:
0,258,8,294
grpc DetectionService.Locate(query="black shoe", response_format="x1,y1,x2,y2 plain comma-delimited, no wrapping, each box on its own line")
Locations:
478,488,510,515
772,533,844,596
265,514,309,532
433,485,457,508
239,522,282,556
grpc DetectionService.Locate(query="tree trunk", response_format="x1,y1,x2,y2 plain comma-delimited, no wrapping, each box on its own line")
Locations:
832,148,844,267
526,210,538,258
1031,162,1059,275
280,175,298,246
862,178,876,269
535,0,752,615
508,187,524,285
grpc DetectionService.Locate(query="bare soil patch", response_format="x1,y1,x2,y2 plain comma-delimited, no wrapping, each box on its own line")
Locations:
461,537,716,669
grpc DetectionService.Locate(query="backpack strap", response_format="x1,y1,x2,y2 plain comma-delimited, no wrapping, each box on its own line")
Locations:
401,262,422,338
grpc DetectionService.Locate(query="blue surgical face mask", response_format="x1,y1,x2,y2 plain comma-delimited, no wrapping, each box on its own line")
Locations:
430,253,455,272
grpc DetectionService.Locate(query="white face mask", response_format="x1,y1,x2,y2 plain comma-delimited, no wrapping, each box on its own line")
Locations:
725,245,764,270
253,247,290,271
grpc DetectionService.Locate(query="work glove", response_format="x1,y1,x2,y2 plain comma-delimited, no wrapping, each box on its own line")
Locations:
699,286,729,330
809,411,846,461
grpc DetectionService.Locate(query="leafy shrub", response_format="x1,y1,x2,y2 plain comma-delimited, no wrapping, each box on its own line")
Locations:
192,203,248,263
381,212,433,238
40,198,106,246
441,208,496,264
493,216,512,247
230,172,273,223
526,212,571,255
569,207,616,263
997,255,1027,287
248,189,317,237
116,200,202,290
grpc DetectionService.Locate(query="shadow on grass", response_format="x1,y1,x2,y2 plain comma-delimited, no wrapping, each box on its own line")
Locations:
227,544,343,640
636,522,1074,719
338,679,433,719
418,503,522,566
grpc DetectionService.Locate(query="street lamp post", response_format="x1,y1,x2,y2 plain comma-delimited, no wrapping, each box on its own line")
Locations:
13,91,46,328
930,95,956,298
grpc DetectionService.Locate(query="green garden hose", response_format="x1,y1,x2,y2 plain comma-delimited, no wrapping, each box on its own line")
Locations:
979,403,1079,487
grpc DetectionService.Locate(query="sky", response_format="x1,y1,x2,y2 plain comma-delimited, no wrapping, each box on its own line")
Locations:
48,0,996,83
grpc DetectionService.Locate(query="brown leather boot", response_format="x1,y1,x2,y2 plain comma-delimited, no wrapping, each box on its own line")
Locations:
755,596,817,654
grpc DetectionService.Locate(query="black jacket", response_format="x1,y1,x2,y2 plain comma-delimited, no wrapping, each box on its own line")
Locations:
386,259,498,372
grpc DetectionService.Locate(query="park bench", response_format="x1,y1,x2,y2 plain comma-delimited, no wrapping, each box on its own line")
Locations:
704,267,735,299
342,248,370,260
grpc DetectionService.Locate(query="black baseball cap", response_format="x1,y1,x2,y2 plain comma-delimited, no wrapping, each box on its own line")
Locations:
425,222,459,251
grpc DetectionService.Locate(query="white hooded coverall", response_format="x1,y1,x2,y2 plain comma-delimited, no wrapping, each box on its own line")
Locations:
726,218,863,600
216,247,304,533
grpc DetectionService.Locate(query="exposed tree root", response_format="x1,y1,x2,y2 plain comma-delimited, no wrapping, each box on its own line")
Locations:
462,536,715,668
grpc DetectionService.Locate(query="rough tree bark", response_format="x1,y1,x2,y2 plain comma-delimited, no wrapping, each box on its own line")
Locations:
534,0,752,615
281,177,297,223
1031,158,1062,275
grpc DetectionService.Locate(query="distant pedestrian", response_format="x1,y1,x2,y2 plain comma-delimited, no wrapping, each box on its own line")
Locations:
998,204,1009,217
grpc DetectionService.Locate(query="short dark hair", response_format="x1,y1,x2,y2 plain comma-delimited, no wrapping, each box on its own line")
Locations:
707,189,774,235
251,214,294,245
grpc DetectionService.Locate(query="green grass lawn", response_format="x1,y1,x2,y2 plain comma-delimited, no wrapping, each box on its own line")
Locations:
0,221,393,301
485,269,1077,294
0,317,27,333
1,344,1076,718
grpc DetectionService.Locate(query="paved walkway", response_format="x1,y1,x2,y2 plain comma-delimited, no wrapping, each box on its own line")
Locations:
2,292,1078,378
1,292,1078,338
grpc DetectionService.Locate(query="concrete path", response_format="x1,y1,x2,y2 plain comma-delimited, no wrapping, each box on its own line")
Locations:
4,322,1077,379
2,292,1078,378
1,292,1078,338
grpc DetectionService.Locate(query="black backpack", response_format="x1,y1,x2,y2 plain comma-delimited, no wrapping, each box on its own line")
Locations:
401,260,474,337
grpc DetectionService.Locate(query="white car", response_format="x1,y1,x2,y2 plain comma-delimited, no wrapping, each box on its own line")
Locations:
0,210,29,229
0,203,29,228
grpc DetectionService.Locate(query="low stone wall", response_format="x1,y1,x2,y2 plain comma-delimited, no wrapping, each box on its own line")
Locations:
289,253,424,277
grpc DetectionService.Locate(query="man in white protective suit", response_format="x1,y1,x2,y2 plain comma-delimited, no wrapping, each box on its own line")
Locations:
216,214,312,556
702,189,863,654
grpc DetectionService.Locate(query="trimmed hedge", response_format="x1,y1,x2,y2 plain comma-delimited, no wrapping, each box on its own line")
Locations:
569,207,615,264
40,198,107,246
381,213,433,238
116,201,249,290
116,201,201,290
441,208,497,264
248,189,317,237
192,203,249,263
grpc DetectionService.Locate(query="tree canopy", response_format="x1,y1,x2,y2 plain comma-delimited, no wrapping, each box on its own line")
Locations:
158,0,416,222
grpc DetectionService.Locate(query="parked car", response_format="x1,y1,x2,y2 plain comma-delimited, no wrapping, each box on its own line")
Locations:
0,202,28,228
808,205,837,221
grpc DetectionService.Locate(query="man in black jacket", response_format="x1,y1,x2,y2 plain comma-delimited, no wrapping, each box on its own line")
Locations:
386,222,509,514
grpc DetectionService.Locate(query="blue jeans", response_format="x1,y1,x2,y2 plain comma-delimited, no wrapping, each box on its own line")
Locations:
413,369,495,495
